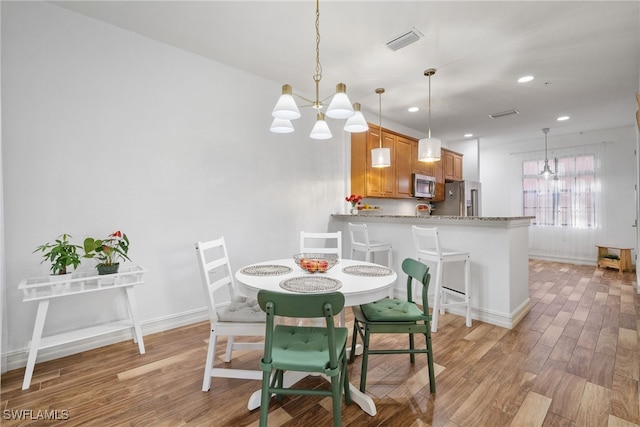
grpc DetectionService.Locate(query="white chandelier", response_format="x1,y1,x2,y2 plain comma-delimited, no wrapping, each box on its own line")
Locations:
371,88,390,168
417,68,442,162
270,0,367,139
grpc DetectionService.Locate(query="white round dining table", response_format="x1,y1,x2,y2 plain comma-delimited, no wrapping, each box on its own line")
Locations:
235,258,397,306
235,257,398,417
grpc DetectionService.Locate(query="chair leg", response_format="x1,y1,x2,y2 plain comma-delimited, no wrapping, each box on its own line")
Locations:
465,257,472,327
224,336,234,362
330,373,343,427
359,327,371,393
202,330,217,392
425,328,436,393
342,354,351,405
431,261,443,332
349,320,359,363
387,249,392,268
259,371,271,427
409,333,415,364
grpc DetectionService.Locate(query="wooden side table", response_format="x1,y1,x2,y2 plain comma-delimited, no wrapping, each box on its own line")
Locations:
596,246,633,272
18,265,147,390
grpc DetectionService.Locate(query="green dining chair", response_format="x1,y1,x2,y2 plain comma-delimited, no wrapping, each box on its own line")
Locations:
349,258,436,394
257,290,351,427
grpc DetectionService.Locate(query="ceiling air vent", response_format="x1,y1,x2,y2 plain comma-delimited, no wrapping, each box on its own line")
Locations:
489,109,519,119
386,27,423,51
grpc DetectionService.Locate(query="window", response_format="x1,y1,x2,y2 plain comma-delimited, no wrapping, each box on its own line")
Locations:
522,155,596,228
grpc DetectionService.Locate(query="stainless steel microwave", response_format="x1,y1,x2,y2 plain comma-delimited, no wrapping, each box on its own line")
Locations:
413,173,436,198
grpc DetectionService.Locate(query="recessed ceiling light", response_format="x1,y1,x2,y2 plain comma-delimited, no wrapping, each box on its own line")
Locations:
518,75,534,83
464,133,473,138
408,107,419,113
557,116,570,121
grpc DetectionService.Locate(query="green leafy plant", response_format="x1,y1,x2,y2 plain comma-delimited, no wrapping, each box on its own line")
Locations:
601,254,620,260
33,234,82,275
83,230,131,267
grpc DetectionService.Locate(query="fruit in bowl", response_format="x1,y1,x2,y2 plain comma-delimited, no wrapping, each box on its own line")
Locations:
293,253,338,273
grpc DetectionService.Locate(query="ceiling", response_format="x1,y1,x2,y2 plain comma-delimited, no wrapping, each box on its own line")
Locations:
52,1,640,146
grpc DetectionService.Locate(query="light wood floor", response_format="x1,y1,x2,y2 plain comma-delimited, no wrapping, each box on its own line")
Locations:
2,260,639,426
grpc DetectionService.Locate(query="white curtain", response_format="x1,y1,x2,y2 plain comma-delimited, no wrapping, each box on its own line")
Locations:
511,142,606,264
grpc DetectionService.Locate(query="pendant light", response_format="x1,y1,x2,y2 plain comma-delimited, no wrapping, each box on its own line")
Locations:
418,68,442,162
540,128,556,179
270,0,366,139
371,88,391,168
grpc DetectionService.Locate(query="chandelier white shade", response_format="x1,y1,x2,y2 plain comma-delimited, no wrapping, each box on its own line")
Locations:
272,85,301,120
269,0,365,139
310,113,332,140
326,83,355,119
371,88,391,168
418,68,442,162
343,103,369,133
270,118,295,134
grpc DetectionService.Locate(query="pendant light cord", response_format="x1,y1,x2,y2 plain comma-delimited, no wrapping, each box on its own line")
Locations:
376,88,385,149
313,0,322,108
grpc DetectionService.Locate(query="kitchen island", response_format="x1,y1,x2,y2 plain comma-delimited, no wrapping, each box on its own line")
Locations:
330,214,534,329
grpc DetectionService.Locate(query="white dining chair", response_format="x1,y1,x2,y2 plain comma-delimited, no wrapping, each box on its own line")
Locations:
195,237,265,391
347,223,392,266
299,231,342,258
412,226,471,332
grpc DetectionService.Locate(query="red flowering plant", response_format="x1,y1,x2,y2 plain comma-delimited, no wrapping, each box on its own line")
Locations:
83,230,131,267
345,194,363,208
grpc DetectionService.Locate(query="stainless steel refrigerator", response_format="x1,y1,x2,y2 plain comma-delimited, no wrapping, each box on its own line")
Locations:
435,181,482,216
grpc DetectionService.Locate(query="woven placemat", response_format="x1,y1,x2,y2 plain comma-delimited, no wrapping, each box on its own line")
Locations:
279,276,342,293
240,265,293,276
342,265,393,277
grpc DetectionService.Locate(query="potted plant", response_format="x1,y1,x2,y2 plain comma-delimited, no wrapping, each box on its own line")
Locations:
33,234,82,275
83,230,131,275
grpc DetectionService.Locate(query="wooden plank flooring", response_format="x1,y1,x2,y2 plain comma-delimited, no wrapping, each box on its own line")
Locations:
2,260,639,426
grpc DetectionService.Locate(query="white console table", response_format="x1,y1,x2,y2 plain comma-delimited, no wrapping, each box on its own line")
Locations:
18,265,147,390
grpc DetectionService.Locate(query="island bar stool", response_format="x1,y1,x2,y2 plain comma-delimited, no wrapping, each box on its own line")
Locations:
347,223,393,267
412,226,471,332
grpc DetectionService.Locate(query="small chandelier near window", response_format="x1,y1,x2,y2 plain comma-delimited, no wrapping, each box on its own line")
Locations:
540,128,557,179
371,88,391,168
418,68,442,162
269,0,366,139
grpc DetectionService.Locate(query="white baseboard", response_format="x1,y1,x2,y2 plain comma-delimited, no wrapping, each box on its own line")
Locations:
3,308,209,373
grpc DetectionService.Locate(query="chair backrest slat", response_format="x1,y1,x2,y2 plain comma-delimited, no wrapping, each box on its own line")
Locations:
257,291,345,319
412,226,442,257
300,231,342,258
348,223,370,246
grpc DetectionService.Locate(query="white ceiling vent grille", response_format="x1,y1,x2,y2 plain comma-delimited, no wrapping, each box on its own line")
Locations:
386,27,423,51
489,109,519,119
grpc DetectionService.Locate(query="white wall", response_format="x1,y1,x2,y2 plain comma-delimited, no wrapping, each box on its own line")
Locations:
480,126,637,264
1,2,352,371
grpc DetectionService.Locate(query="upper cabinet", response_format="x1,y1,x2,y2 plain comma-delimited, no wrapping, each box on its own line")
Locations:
351,125,462,200
351,124,414,199
443,149,463,181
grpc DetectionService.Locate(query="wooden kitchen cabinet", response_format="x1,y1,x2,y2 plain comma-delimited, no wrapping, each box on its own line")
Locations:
350,125,460,200
443,149,463,181
350,124,415,199
411,143,436,177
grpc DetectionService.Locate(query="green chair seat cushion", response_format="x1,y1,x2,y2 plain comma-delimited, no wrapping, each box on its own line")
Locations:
360,298,426,322
269,325,348,373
